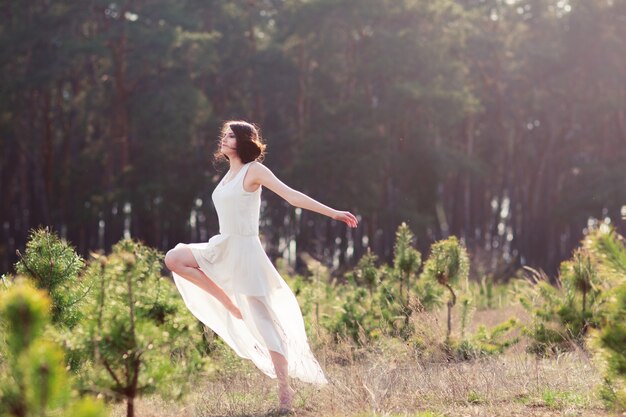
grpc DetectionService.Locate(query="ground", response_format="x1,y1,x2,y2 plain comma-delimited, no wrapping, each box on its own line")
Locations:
109,305,616,417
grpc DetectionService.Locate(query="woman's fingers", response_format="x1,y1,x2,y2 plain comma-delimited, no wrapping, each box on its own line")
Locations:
334,210,359,228
342,211,358,228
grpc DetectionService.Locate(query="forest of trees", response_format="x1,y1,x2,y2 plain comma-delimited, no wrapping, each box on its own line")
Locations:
1,0,625,277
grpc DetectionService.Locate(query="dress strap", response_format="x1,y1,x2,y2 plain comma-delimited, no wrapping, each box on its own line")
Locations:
236,161,251,180
238,161,260,193
232,161,254,188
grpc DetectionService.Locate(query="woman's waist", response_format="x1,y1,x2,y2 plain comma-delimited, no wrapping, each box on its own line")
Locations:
218,226,259,237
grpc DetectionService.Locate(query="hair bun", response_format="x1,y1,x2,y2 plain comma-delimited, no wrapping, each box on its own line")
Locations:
222,120,267,163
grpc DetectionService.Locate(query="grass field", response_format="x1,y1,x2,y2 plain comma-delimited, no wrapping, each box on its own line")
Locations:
109,305,613,417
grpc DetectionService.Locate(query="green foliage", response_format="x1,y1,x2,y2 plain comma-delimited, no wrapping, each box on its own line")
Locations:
421,236,470,339
318,222,523,361
459,295,473,340
0,280,108,417
354,248,381,294
290,271,339,346
391,223,423,323
290,254,341,345
519,272,589,356
325,223,427,344
321,223,519,359
393,223,422,280
14,227,87,328
19,339,71,413
464,275,514,311
480,275,495,309
546,248,602,344
414,276,445,312
588,281,626,411
472,318,520,355
520,227,625,358
584,228,626,411
421,236,470,290
585,227,626,278
0,277,51,357
328,284,380,346
451,317,520,360
466,390,485,405
67,239,213,416
522,321,573,357
375,272,416,340
65,398,111,417
539,389,589,410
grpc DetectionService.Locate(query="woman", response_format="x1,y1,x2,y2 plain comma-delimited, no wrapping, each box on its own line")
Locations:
164,120,358,413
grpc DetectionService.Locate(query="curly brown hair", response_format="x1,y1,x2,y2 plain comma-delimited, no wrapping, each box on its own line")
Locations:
213,120,267,167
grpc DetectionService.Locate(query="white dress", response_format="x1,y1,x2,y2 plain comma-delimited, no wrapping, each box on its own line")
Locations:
171,161,328,384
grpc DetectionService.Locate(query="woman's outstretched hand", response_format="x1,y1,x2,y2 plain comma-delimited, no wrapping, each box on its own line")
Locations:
333,210,359,228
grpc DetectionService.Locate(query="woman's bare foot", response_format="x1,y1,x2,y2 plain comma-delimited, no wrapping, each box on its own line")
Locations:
278,383,295,413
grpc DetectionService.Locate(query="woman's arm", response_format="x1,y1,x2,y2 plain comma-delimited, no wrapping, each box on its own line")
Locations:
249,162,359,228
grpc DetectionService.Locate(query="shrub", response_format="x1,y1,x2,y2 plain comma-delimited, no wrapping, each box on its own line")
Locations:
0,279,108,417
67,239,213,417
584,227,626,411
519,227,623,357
420,236,470,340
14,227,87,328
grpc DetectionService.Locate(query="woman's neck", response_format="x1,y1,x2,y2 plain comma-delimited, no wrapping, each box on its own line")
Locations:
228,158,245,172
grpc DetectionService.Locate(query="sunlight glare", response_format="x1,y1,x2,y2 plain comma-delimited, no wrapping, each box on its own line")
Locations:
124,11,139,22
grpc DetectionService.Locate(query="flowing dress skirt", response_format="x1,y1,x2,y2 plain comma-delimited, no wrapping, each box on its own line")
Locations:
171,233,328,384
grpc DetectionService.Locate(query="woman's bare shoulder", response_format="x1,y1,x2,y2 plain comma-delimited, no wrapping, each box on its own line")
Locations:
248,160,270,180
250,160,268,172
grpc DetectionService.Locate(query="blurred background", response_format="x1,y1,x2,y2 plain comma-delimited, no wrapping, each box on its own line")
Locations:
1,0,624,278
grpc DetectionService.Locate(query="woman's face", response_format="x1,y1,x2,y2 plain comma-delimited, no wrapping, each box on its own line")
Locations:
220,128,238,157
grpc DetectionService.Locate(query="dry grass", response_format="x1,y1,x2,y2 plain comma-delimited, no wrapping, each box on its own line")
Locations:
109,305,613,417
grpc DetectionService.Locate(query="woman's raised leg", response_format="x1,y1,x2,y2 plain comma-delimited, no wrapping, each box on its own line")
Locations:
164,244,242,319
